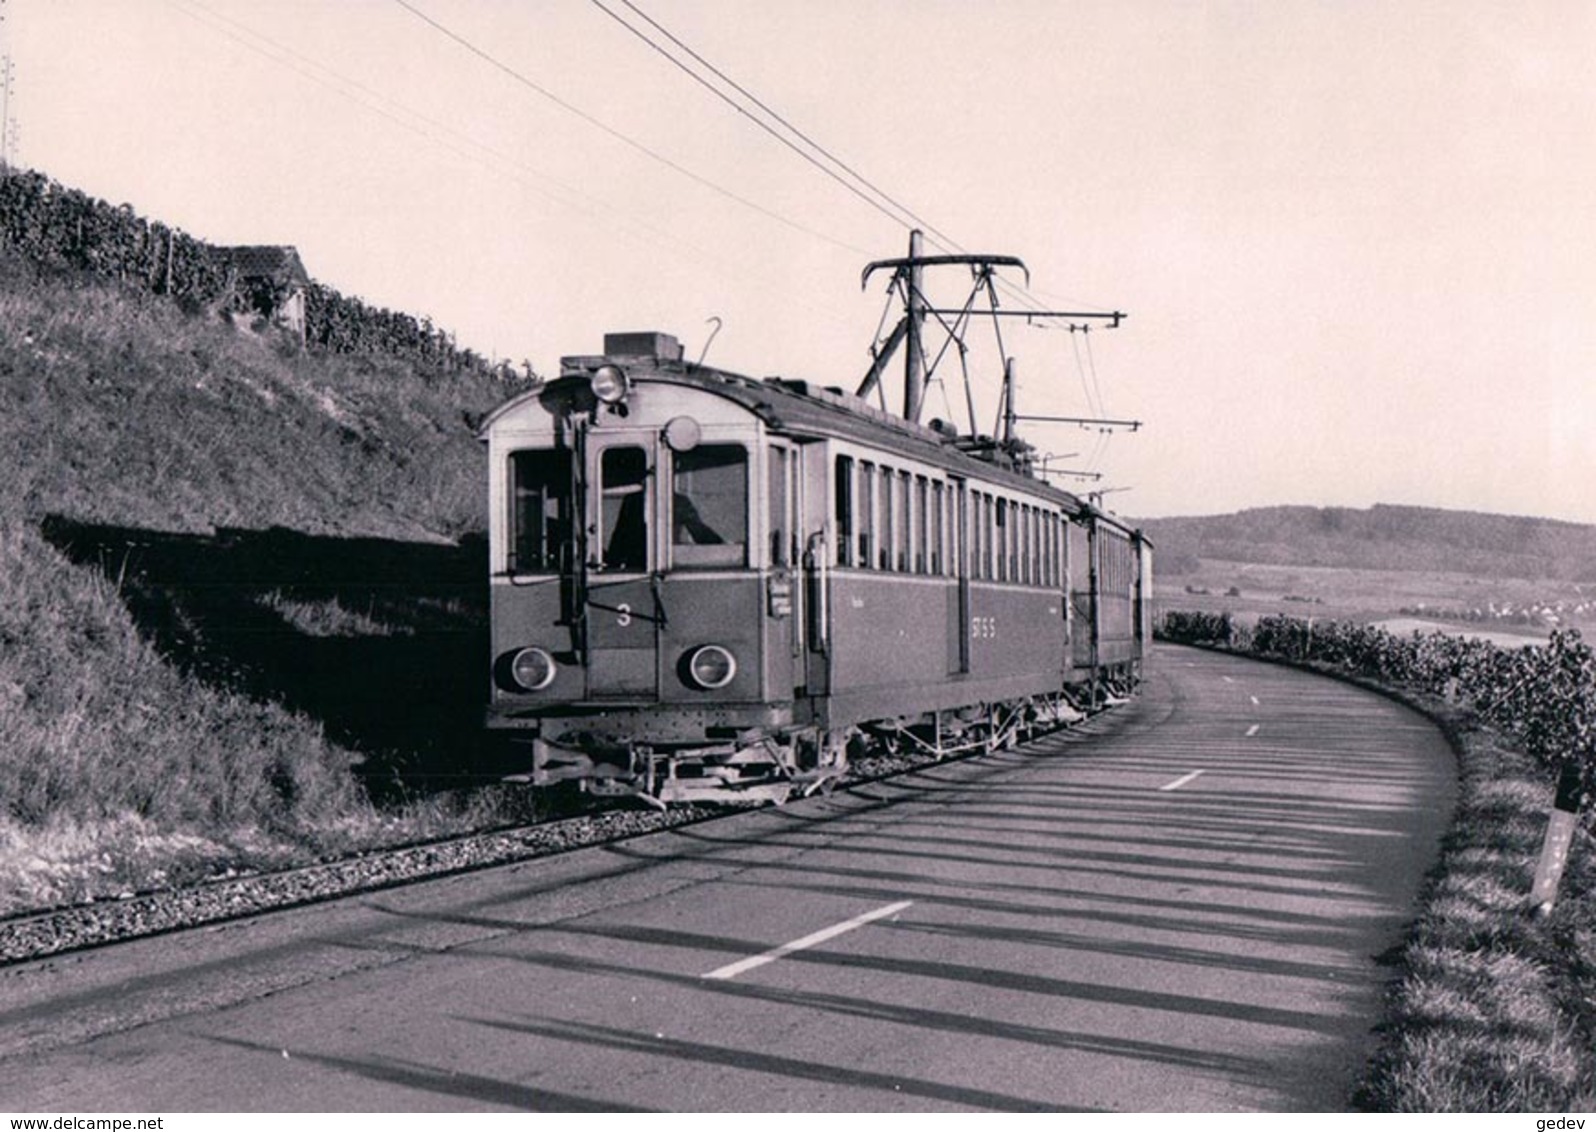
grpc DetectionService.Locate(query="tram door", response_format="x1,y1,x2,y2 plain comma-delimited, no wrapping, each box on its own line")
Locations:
765,441,808,699
952,477,971,674
799,441,829,700
583,437,660,698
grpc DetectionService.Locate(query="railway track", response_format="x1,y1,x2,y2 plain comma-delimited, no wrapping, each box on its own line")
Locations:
0,741,1014,967
0,804,717,967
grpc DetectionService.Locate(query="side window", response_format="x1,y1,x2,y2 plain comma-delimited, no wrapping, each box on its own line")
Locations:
915,476,929,574
672,443,747,567
598,446,648,572
879,465,895,571
1021,505,1032,585
949,485,962,578
510,448,572,574
981,494,994,580
931,481,944,576
995,499,1008,582
898,471,912,572
1048,513,1058,587
834,455,854,567
769,445,790,568
1034,510,1046,587
1034,507,1046,587
963,488,976,577
968,492,981,580
1008,500,1020,582
860,462,876,570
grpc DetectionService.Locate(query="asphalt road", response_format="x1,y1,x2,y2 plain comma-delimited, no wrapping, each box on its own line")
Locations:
0,643,1456,1112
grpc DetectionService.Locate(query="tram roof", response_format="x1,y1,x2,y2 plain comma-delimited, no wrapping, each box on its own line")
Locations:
480,354,1140,527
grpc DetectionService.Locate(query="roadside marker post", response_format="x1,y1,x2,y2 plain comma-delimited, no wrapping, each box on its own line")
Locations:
1529,762,1585,916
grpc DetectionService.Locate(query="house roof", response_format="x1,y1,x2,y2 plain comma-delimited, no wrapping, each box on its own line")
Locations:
210,245,310,286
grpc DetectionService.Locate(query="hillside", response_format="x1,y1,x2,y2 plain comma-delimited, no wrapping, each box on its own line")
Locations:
0,238,522,912
1139,504,1596,582
1137,504,1596,634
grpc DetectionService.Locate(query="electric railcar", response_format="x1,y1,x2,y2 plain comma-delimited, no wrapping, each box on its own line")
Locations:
480,330,1151,805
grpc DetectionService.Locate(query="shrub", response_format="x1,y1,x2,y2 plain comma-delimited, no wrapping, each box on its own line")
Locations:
1160,613,1596,813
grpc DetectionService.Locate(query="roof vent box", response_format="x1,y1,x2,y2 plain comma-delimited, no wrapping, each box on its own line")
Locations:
604,331,683,362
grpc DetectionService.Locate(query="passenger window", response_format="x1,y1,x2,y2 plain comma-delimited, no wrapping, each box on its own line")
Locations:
880,465,895,571
510,448,572,574
995,499,1008,582
1038,510,1047,586
1029,508,1039,585
834,455,854,567
898,471,912,572
982,494,994,580
770,446,789,568
968,493,979,580
860,462,876,570
1021,505,1032,585
1053,515,1062,587
949,486,961,577
672,443,747,568
915,477,929,574
931,481,944,575
598,446,648,572
1047,513,1057,587
1008,502,1019,582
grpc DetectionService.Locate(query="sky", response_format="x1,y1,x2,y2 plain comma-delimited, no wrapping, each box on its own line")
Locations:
6,0,1594,524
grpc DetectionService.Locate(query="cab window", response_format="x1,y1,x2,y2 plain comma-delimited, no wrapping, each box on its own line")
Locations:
598,446,649,572
510,448,572,573
672,443,747,567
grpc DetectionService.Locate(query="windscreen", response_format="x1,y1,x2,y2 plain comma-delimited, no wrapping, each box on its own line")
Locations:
510,448,573,573
672,443,747,568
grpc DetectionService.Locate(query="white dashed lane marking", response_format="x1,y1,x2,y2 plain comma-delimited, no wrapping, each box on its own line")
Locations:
702,901,914,981
1246,724,1260,737
1158,770,1205,792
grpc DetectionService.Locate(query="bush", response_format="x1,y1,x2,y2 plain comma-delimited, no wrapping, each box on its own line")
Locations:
0,169,501,376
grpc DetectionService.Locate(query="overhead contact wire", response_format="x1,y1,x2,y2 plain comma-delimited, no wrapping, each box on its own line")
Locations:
392,0,868,256
592,0,921,236
607,0,1114,336
596,0,1072,323
612,0,977,258
172,0,840,323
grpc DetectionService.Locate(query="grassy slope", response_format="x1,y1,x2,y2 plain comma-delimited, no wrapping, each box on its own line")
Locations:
1359,713,1596,1111
0,256,519,911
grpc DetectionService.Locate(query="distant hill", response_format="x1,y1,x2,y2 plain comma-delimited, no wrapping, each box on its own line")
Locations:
1136,504,1596,582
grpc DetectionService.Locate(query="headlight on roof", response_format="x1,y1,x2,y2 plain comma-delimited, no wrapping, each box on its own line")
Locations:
590,365,630,404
